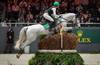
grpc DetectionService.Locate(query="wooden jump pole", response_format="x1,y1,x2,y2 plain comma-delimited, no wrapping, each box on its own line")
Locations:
60,25,64,52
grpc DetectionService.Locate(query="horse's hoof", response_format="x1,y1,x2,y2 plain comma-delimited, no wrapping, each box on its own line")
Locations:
16,54,20,59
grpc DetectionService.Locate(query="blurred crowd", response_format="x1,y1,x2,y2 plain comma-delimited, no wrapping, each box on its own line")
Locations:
1,0,100,24
0,0,99,53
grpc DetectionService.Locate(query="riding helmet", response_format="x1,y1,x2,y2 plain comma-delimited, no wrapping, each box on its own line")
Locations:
53,1,60,6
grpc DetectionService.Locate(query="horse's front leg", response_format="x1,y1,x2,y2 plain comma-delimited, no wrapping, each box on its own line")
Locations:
76,18,81,27
72,16,81,27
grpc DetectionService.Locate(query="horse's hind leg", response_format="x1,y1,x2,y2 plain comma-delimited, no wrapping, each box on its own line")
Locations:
16,38,36,58
16,39,32,59
16,49,24,59
20,31,37,51
16,31,37,58
20,40,31,50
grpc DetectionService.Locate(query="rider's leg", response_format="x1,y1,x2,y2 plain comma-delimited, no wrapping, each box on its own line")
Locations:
43,13,54,22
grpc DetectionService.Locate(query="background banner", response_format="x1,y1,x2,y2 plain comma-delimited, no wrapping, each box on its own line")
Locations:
73,27,100,43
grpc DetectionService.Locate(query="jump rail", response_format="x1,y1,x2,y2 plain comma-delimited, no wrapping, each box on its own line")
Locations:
1,22,100,27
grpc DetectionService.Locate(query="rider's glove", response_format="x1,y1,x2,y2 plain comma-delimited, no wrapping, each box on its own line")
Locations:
54,15,60,19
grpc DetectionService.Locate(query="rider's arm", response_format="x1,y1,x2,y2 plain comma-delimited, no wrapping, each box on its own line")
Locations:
52,8,59,18
52,8,57,15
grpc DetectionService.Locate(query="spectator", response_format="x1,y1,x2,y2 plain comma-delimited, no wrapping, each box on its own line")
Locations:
11,1,20,20
18,0,27,22
80,10,91,23
4,25,14,53
31,3,39,19
26,11,33,24
19,0,27,8
59,1,68,14
6,2,12,20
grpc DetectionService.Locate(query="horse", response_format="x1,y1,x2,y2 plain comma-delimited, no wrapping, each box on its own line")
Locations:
14,13,80,58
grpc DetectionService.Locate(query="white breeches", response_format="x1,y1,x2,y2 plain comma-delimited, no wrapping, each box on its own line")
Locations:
43,13,54,22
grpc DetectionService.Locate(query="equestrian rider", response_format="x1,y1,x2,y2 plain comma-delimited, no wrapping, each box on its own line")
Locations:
43,1,60,30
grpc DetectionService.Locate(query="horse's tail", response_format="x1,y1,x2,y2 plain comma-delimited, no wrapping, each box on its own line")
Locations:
15,27,28,50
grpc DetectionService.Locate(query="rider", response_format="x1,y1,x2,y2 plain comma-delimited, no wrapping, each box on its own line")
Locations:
43,1,60,30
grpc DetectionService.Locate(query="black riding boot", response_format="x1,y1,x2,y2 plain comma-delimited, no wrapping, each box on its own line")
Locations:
49,22,56,31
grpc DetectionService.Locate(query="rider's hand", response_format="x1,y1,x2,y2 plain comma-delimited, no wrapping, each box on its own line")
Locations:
54,15,59,19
